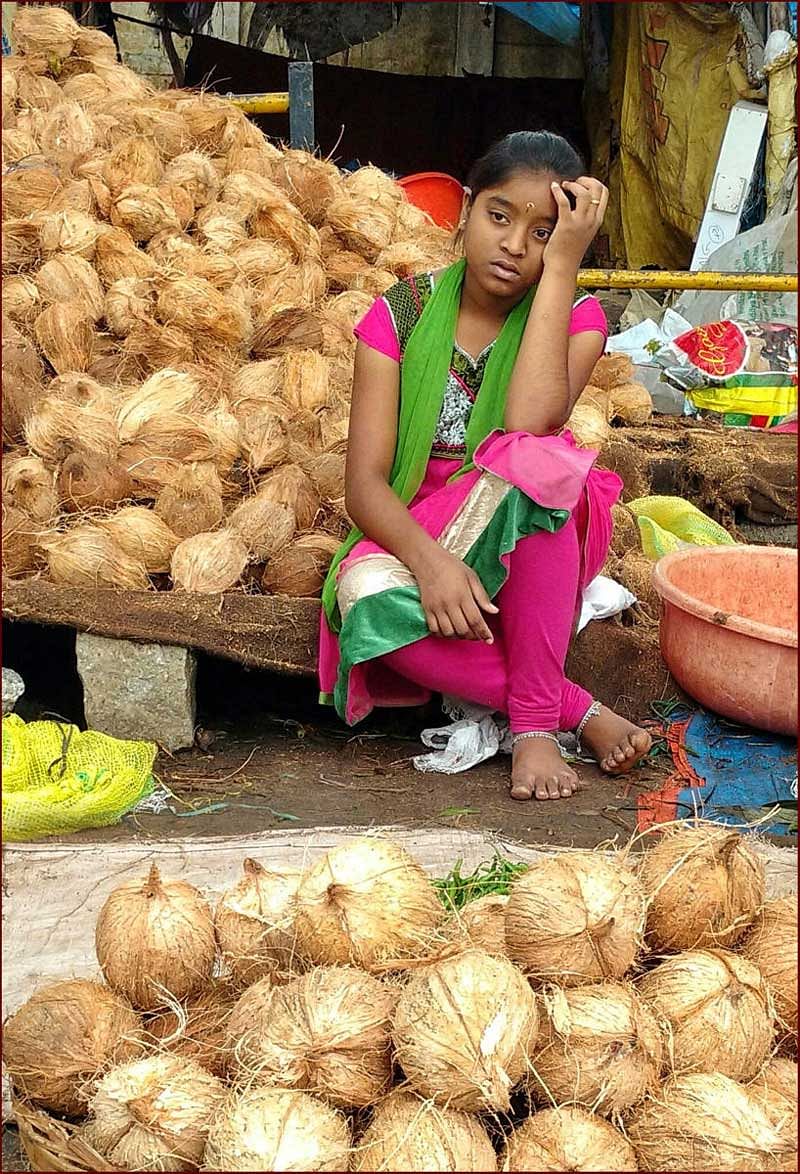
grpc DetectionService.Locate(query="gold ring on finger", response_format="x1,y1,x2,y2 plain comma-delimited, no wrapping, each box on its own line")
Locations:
590,198,601,205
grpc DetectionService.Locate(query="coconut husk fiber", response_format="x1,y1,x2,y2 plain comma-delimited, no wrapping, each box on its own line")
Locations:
1,40,462,597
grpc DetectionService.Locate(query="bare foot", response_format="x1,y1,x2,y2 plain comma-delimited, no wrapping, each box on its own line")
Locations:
579,705,652,775
510,736,581,801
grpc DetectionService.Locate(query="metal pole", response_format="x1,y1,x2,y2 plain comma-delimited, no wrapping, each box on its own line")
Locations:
576,269,798,293
288,60,315,151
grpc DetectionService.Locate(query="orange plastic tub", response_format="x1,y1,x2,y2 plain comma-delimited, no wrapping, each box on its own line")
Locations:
652,545,797,736
398,172,464,229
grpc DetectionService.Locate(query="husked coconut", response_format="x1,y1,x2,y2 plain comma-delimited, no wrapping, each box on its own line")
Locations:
95,863,216,1011
215,858,302,988
3,979,143,1116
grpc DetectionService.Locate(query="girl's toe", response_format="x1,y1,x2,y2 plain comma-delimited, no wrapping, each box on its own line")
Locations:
546,777,561,800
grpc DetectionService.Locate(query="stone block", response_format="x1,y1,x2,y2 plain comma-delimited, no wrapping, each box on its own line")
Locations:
76,634,196,751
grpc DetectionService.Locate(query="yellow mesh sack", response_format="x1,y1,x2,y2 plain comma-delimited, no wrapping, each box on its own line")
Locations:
2,717,156,842
626,495,737,560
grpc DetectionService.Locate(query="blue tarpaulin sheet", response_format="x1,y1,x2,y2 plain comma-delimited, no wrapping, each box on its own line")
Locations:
639,709,797,837
494,2,581,46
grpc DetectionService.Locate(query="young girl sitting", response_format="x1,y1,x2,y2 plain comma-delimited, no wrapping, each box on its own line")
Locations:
319,131,651,802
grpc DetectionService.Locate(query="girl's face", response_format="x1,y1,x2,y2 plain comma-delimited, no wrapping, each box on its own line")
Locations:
461,168,562,300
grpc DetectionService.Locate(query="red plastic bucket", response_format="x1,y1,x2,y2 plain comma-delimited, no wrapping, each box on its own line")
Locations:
398,171,464,230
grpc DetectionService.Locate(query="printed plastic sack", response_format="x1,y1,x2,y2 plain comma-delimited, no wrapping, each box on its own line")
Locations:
1,716,156,841
626,496,737,560
659,320,797,421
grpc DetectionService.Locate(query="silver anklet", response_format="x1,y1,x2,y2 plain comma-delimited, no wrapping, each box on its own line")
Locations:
575,700,602,753
512,730,560,748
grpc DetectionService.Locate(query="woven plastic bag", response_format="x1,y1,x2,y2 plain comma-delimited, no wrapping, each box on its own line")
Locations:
2,716,156,842
626,495,737,560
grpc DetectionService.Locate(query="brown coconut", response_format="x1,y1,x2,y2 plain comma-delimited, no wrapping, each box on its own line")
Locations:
256,464,319,531
158,181,195,230
2,274,41,328
354,1089,498,1172
156,275,250,353
2,453,57,523
230,238,292,286
163,150,220,207
25,393,118,467
51,178,98,217
93,226,157,285
282,349,331,411
236,403,292,472
590,353,635,392
154,464,224,540
82,1052,226,1171
2,217,43,273
74,25,118,63
375,240,435,278
204,1087,351,1173
104,276,156,336
229,965,395,1109
36,253,105,321
393,948,538,1113
170,528,249,593
120,323,195,378
638,948,774,1081
228,497,296,562
1,166,62,218
294,837,442,970
103,135,164,196
110,184,181,243
741,895,798,1040
501,1107,637,1173
38,210,100,260
56,450,134,512
275,149,345,226
215,859,303,989
610,382,653,426
638,823,765,950
530,981,664,1116
567,402,611,449
35,101,96,165
252,306,325,356
348,267,398,298
33,301,94,374
2,505,37,579
505,851,646,984
256,258,328,308
445,894,509,958
99,506,179,575
230,358,284,403
326,194,396,261
748,1058,798,1171
116,368,203,441
261,531,340,597
627,1071,791,1171
95,863,216,1012
39,524,149,590
3,978,143,1117
142,979,236,1079
13,4,79,60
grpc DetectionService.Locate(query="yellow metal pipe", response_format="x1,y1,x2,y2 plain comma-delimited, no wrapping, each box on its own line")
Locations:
577,269,798,292
226,92,290,115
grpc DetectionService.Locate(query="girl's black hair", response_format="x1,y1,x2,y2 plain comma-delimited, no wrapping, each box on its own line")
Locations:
467,131,584,197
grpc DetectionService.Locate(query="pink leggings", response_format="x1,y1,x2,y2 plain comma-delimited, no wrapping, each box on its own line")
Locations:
381,515,593,734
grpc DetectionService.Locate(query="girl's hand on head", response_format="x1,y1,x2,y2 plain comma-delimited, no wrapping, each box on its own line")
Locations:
416,549,498,642
543,176,608,272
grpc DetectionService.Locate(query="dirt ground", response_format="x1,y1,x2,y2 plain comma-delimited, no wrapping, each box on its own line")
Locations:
4,619,672,850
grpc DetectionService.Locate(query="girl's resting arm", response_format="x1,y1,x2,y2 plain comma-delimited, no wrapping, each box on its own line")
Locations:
505,178,608,436
345,339,497,642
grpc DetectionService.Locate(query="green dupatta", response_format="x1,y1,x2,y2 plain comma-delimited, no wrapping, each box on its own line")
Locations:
321,257,535,632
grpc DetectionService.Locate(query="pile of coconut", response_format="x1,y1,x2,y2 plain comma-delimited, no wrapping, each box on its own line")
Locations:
2,7,655,601
5,824,797,1171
